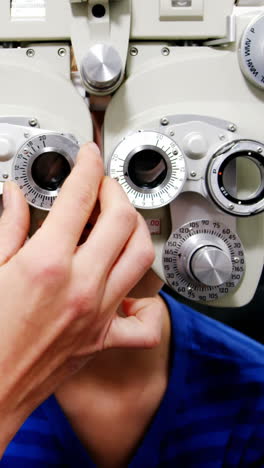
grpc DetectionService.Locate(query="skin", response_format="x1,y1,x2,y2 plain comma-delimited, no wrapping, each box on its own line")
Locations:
52,108,172,467
0,143,167,459
55,287,171,468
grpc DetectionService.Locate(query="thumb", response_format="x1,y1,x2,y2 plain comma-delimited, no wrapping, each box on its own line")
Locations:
0,181,30,265
103,296,164,350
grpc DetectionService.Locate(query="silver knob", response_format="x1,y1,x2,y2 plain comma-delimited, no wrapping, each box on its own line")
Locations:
80,43,122,93
190,246,232,286
163,220,245,302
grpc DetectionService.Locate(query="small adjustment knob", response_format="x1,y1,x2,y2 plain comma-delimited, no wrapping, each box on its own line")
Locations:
0,135,15,161
190,246,232,286
80,43,122,94
182,132,208,159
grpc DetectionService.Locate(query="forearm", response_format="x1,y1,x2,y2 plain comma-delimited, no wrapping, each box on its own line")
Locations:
0,328,66,458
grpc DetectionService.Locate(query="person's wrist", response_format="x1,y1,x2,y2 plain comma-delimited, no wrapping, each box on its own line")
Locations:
0,401,29,458
0,367,43,459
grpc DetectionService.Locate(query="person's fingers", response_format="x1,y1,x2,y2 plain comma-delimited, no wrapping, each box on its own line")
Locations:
73,177,138,282
103,296,163,349
100,213,155,311
0,182,30,265
128,269,164,299
35,143,104,255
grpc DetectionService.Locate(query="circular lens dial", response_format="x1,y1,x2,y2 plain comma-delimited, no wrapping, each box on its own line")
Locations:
163,219,245,302
12,133,79,210
108,131,186,209
207,140,264,216
239,13,264,90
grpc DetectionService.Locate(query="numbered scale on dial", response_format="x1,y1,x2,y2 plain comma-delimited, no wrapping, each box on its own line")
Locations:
239,13,264,90
163,219,245,302
12,133,79,210
108,131,186,209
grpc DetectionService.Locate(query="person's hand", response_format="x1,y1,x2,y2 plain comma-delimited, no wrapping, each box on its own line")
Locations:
0,143,163,454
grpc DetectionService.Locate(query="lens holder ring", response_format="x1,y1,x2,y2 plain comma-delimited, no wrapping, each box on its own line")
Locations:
123,143,173,194
207,140,264,216
12,133,79,210
108,130,186,209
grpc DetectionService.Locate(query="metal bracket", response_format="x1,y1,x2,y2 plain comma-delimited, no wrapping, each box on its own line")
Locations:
0,116,40,127
70,0,131,94
204,15,236,46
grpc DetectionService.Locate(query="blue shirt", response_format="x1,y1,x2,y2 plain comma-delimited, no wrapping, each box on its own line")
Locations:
2,291,264,467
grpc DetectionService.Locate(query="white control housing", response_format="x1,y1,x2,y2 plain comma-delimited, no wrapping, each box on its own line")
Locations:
0,0,263,308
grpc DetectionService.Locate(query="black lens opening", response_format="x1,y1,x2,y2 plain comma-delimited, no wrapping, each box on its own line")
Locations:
217,150,264,205
31,152,71,191
92,4,106,18
127,148,167,189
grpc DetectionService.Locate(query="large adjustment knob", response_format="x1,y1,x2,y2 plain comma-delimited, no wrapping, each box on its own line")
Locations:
163,219,245,302
188,245,233,286
239,13,264,90
80,43,122,95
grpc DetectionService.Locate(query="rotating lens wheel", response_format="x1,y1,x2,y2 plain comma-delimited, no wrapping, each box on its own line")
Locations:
108,131,186,209
12,133,79,210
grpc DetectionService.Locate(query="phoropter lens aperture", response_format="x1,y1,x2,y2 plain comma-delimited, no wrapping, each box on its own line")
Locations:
207,141,264,216
218,150,264,206
222,153,262,201
127,148,167,189
31,151,71,191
